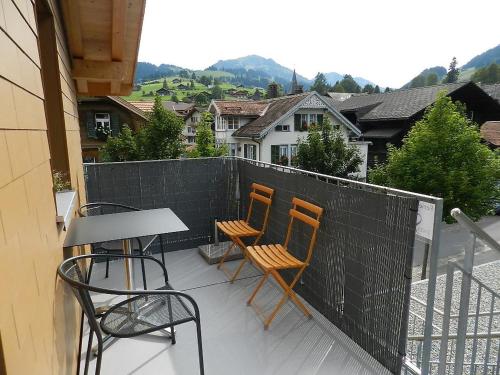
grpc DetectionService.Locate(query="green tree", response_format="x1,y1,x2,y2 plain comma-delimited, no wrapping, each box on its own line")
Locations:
443,57,460,83
362,84,374,93
472,63,499,84
100,125,139,162
310,72,330,95
340,75,361,93
295,116,363,177
426,73,438,86
369,92,499,222
332,81,345,93
188,112,227,157
179,69,189,78
137,96,184,160
162,78,168,89
384,87,392,93
191,72,197,80
373,85,381,93
410,75,426,88
171,93,179,103
211,84,224,99
190,80,195,89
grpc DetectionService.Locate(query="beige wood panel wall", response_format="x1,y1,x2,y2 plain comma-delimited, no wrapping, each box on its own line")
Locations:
0,0,86,373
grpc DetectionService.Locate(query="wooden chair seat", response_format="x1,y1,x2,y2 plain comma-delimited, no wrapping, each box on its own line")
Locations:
247,244,304,270
217,220,260,238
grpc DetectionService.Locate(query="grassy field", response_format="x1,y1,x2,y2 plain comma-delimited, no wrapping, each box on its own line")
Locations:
123,75,263,103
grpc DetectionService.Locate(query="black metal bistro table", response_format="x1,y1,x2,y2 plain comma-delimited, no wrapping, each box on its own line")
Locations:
64,207,188,289
64,208,188,350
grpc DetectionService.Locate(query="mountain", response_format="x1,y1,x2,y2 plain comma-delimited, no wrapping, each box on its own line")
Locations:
135,55,377,91
402,66,447,88
208,55,310,89
462,44,500,70
135,62,185,82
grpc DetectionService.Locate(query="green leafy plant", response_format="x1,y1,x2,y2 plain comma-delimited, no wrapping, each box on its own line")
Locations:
369,92,500,222
188,112,228,158
52,170,71,192
295,116,362,177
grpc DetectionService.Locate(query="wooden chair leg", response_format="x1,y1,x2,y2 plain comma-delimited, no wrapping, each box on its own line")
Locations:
259,268,310,329
271,269,311,318
217,241,236,270
247,272,269,306
228,237,250,282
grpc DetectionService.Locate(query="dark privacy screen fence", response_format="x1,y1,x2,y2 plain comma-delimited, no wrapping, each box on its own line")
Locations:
85,158,239,251
85,157,418,374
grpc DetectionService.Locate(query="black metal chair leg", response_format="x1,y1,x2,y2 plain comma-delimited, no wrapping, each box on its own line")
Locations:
159,235,166,265
95,337,103,375
84,328,94,375
86,259,95,284
166,295,176,344
139,247,147,290
105,256,110,278
195,320,204,375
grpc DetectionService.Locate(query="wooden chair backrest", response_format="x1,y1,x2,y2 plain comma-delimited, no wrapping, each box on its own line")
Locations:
246,183,274,232
284,197,323,264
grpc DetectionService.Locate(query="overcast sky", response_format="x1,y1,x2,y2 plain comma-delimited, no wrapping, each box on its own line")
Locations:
138,0,500,88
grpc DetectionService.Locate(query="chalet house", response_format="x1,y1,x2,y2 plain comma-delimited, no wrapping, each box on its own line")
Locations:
172,78,182,84
78,96,148,162
329,81,500,166
156,87,172,96
232,90,249,98
0,0,144,373
208,92,370,178
128,100,202,145
177,83,190,90
482,83,500,104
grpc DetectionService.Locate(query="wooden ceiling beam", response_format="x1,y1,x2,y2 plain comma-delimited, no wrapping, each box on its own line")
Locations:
60,0,84,58
111,0,127,61
76,79,88,94
85,82,133,96
72,59,125,81
110,80,122,95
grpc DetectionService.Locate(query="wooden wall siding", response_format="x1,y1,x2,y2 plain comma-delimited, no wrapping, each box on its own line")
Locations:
0,0,85,373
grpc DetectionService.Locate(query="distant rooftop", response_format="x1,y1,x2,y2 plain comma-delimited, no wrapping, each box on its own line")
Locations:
328,82,470,121
481,121,500,146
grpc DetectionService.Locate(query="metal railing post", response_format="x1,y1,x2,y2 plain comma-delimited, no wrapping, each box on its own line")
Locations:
453,233,477,375
420,198,443,375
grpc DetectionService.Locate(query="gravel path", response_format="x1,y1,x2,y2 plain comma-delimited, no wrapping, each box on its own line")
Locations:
407,260,500,374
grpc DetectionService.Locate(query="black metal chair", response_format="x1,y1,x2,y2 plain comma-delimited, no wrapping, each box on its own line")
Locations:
78,202,166,283
58,254,204,375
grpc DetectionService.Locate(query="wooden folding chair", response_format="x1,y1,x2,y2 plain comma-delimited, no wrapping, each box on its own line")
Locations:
246,197,323,329
217,183,274,282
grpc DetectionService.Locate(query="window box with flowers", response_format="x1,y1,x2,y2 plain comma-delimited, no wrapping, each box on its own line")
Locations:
95,113,112,141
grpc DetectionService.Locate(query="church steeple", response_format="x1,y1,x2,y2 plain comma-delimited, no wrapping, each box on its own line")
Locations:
289,69,303,95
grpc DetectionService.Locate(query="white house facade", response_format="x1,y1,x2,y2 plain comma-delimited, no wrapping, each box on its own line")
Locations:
208,92,370,179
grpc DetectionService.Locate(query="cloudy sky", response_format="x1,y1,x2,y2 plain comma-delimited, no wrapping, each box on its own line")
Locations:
138,0,500,88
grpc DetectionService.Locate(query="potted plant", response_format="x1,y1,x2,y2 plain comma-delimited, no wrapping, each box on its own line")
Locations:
279,155,289,166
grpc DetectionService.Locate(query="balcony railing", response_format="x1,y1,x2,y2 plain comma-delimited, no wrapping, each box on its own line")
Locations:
83,156,444,374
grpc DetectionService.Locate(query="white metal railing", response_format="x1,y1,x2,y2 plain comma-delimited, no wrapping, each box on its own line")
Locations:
404,208,500,375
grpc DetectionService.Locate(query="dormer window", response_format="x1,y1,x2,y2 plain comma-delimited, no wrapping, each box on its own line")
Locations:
227,117,240,130
275,124,290,132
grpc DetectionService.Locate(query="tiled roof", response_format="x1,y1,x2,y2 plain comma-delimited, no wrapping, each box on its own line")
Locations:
331,82,469,121
128,100,154,112
212,100,269,116
233,93,310,137
106,96,148,120
481,83,500,103
481,121,500,146
127,100,195,115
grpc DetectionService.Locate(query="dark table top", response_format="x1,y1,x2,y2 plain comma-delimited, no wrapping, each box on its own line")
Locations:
63,208,188,247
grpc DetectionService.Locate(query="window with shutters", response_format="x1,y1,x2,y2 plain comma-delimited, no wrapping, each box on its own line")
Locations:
94,113,111,139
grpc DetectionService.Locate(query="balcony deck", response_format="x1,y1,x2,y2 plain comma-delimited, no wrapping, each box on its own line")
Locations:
80,247,391,375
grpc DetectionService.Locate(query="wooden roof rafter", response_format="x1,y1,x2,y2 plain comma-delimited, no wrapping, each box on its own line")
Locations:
60,0,145,96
